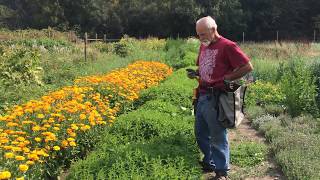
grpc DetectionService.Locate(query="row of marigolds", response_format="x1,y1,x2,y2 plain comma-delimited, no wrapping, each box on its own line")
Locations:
0,61,173,179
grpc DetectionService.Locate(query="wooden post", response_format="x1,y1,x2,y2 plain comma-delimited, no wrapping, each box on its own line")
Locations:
314,30,316,42
84,32,88,61
103,34,106,42
276,31,279,42
242,32,245,43
95,33,98,41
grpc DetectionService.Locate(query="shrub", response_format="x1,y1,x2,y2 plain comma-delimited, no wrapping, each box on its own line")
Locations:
310,60,320,110
244,105,266,121
113,36,134,57
164,39,199,69
264,104,285,117
246,80,285,106
252,114,276,130
280,59,319,117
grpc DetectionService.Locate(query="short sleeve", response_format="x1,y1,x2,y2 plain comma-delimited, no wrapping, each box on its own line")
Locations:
225,43,250,69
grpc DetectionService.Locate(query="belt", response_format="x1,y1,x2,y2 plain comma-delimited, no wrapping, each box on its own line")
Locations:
200,87,223,95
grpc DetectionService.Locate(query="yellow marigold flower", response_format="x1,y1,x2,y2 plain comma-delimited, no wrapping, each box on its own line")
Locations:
67,137,75,142
34,137,41,142
17,137,25,142
27,153,39,161
32,126,41,131
69,132,76,137
12,141,19,145
79,113,86,120
12,147,22,152
0,171,11,179
3,145,12,150
53,127,60,131
4,152,14,159
53,146,60,151
80,125,91,131
15,155,25,161
69,141,77,147
23,147,30,153
0,138,9,144
16,176,25,180
26,160,35,165
19,164,29,172
61,140,68,148
37,114,45,119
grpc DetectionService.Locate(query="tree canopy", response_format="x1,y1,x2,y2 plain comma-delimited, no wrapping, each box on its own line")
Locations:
0,0,319,41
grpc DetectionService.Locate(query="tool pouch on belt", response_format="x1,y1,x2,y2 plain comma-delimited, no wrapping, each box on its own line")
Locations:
218,86,247,129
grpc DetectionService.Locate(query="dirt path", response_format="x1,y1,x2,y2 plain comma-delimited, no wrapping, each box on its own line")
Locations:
203,119,286,180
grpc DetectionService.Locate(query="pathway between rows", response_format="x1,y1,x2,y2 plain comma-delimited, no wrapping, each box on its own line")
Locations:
203,118,286,180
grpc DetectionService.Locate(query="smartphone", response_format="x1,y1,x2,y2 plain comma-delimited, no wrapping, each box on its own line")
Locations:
186,68,195,73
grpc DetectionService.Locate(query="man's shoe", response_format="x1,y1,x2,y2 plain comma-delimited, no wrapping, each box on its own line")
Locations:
198,161,214,173
213,171,228,180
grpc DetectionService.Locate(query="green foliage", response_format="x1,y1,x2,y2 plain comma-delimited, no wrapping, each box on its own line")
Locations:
113,36,135,57
164,39,199,69
244,105,266,121
280,59,319,117
231,141,268,168
251,114,276,130
250,58,279,83
67,68,201,179
137,68,197,109
246,80,285,106
0,47,43,86
248,111,320,179
91,42,113,53
310,60,320,110
264,104,285,117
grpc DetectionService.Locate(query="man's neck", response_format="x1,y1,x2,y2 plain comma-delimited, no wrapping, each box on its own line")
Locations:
212,33,221,43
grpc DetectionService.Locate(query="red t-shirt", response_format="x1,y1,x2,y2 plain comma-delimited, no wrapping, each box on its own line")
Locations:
196,36,250,93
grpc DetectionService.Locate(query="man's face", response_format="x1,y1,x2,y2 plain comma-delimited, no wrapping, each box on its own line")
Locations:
196,25,214,46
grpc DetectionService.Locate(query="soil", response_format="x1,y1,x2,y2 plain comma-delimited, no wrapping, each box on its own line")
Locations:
203,119,286,180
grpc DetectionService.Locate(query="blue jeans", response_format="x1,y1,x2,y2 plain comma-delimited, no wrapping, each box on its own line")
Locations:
194,94,230,173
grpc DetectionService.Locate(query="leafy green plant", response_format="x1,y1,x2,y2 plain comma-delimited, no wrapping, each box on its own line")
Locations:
231,142,268,167
246,80,285,106
244,105,266,121
280,59,319,117
0,47,43,86
264,104,285,117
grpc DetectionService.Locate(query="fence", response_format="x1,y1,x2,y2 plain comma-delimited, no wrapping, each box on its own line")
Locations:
239,30,319,43
84,32,120,61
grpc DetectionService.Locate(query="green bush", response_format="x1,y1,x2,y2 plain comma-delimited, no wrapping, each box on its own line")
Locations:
0,47,43,86
251,59,279,83
68,135,201,180
264,104,285,117
113,36,134,57
244,105,266,121
108,109,193,144
246,80,285,106
164,39,199,69
280,59,319,117
310,60,320,110
276,148,320,180
251,114,276,129
137,68,197,109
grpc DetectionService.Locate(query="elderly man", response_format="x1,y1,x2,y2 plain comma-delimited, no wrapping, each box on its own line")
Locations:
187,16,253,179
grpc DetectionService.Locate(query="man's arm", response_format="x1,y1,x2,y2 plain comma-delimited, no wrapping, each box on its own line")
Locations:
223,61,253,81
